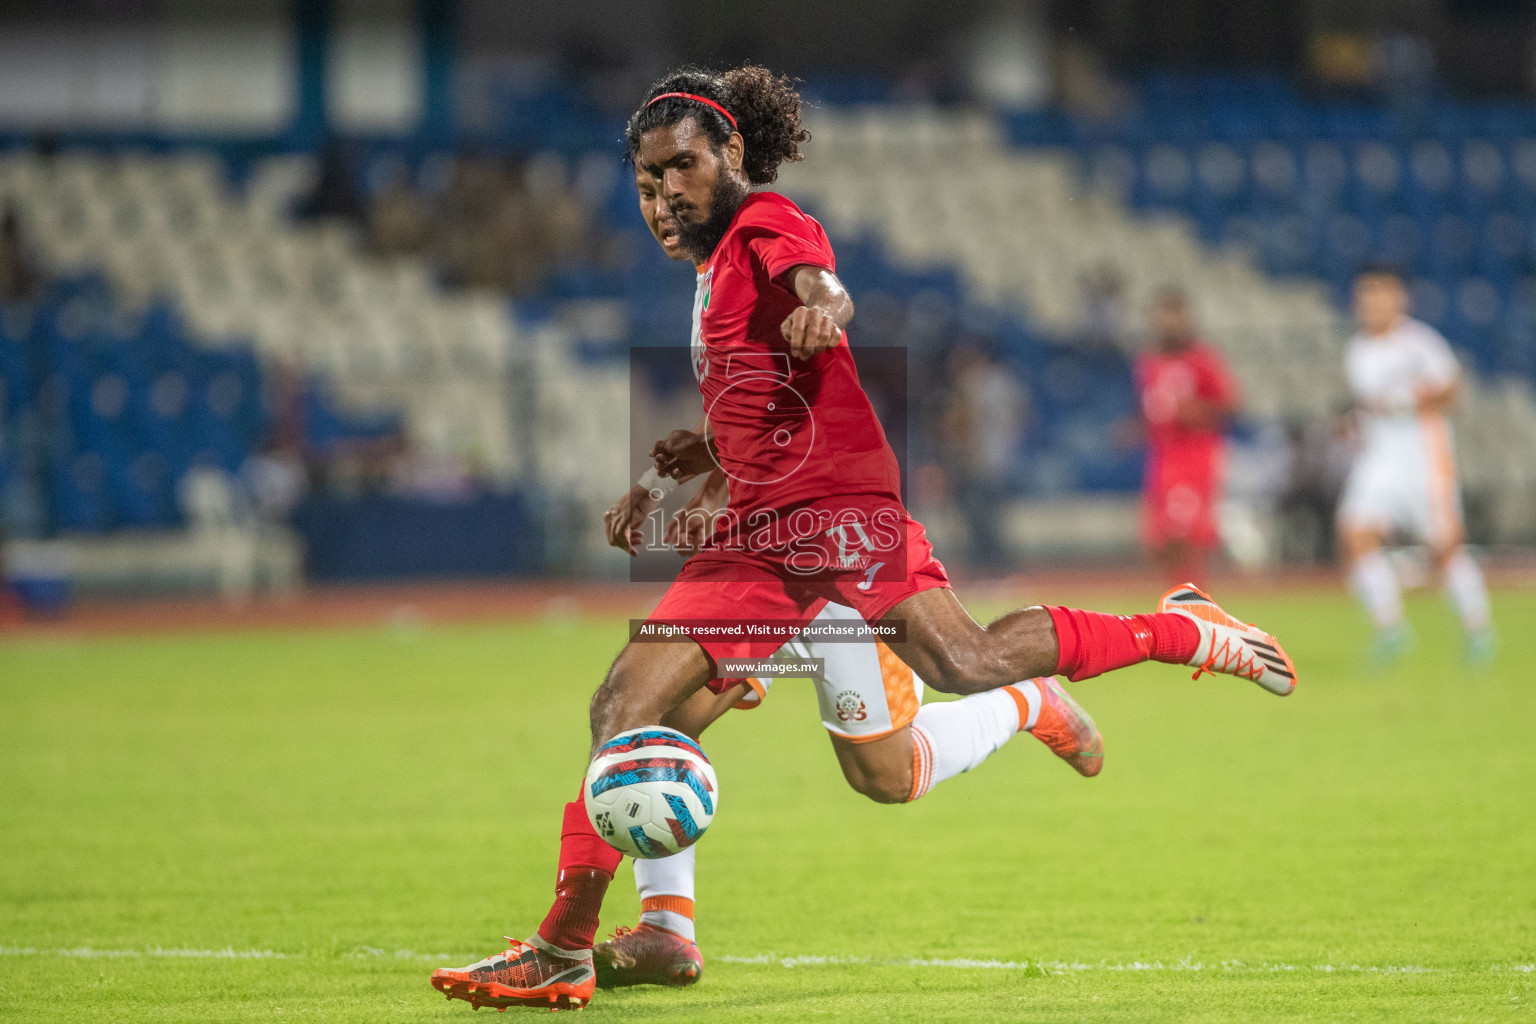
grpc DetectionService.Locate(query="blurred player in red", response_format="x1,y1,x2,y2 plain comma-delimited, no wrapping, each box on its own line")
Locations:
1134,289,1239,582
430,66,1296,1013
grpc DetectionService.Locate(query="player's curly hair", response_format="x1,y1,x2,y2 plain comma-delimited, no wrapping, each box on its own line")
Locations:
625,64,810,185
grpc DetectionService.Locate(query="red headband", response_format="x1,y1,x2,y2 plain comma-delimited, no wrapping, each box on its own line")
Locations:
646,91,738,132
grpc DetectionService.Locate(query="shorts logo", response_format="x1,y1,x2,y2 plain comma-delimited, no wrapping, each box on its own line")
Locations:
834,689,868,723
826,522,879,572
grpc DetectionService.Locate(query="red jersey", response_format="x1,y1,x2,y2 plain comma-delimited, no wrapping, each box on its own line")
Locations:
647,194,952,668
690,192,901,519
1134,341,1237,458
1135,342,1235,550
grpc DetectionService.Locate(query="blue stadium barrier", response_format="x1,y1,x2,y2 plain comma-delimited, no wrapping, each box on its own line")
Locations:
291,492,542,581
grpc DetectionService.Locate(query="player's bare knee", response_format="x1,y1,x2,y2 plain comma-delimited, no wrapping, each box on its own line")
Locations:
905,644,959,694
587,678,619,739
921,644,999,695
840,763,910,804
856,775,910,805
588,659,641,743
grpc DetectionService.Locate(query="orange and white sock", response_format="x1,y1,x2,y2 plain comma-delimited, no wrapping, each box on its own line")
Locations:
638,896,695,941
907,682,1039,801
633,846,696,941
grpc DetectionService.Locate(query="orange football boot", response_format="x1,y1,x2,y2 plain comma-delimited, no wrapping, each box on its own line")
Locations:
1022,677,1103,777
430,935,595,1012
1158,583,1297,696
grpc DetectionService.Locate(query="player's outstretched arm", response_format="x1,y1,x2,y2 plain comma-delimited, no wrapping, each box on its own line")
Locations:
650,423,717,480
781,265,853,360
607,417,723,555
665,469,729,555
603,485,658,557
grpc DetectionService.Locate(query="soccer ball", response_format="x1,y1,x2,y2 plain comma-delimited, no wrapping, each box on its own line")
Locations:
584,726,718,859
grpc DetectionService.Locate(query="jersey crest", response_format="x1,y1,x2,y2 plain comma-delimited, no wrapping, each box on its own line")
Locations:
691,268,713,383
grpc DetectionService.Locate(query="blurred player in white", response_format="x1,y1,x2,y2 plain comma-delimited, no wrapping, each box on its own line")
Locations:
1338,267,1494,662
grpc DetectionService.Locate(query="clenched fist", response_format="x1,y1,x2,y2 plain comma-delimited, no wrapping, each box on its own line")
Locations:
781,305,841,360
650,429,717,480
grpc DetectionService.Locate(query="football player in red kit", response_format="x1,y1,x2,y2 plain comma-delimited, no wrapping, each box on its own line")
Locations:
586,131,1103,989
430,66,1296,1013
1135,289,1240,581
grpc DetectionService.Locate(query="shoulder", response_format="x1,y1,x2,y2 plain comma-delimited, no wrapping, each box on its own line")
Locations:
725,192,833,278
1405,321,1460,380
733,192,822,235
1401,317,1450,348
1397,318,1456,362
1190,341,1230,368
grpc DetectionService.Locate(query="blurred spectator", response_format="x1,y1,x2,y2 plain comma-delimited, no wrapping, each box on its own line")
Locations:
1075,263,1129,351
940,344,1027,571
265,360,310,458
241,444,307,524
1277,413,1353,564
295,141,366,226
181,465,247,528
0,203,41,304
1133,288,1239,582
1055,38,1126,122
387,436,481,501
368,172,432,257
377,152,598,296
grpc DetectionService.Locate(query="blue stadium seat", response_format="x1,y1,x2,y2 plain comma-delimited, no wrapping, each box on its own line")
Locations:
51,450,114,533
1016,70,1536,385
2,265,304,535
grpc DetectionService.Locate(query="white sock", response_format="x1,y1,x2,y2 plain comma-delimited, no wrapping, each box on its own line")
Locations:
908,681,1036,800
633,846,696,941
1443,547,1492,635
1349,550,1404,631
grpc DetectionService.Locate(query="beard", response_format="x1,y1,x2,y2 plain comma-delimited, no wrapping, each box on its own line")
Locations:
672,172,750,263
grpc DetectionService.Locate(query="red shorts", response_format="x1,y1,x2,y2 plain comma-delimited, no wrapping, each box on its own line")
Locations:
645,498,950,690
1142,446,1224,549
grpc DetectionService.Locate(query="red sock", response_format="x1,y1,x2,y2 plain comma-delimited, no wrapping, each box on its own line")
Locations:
1045,607,1200,682
536,791,622,951
1133,612,1202,664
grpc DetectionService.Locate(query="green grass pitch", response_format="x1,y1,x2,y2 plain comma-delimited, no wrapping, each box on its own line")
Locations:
1,586,1533,1022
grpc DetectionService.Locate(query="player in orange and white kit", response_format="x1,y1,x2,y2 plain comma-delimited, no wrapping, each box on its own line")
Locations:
579,141,1100,990
1337,267,1495,663
601,474,1090,988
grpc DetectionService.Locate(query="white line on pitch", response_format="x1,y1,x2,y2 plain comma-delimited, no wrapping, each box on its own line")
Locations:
0,946,458,962
0,947,293,959
719,954,1536,975
4,947,1531,976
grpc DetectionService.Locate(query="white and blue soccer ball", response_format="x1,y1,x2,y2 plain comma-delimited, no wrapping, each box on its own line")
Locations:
584,726,718,859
